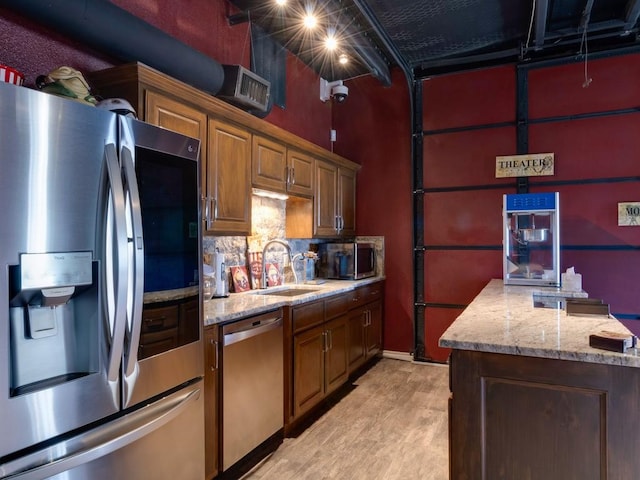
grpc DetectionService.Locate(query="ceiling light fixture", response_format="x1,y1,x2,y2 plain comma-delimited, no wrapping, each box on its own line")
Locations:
325,35,338,51
303,11,317,29
303,15,317,29
275,0,287,5
338,53,349,64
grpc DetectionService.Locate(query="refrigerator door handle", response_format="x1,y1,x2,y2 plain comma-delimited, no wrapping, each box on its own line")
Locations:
0,385,202,480
104,144,128,385
120,146,144,391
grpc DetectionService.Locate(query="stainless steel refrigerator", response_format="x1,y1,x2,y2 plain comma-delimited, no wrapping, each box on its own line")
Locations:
0,81,204,479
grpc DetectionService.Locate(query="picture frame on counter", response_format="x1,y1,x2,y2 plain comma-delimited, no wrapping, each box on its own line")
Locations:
231,266,251,292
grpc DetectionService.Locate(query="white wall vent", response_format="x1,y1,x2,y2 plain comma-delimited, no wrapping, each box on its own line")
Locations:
217,65,270,112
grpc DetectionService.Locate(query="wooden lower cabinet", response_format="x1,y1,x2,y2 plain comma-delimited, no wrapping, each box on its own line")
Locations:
289,292,352,423
449,349,640,479
204,326,219,480
139,297,201,360
293,324,325,416
365,299,382,357
347,301,381,373
324,316,349,395
347,282,384,373
289,285,383,429
347,308,366,372
292,314,348,418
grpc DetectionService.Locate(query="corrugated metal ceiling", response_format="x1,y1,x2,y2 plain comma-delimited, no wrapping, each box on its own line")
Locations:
229,0,640,81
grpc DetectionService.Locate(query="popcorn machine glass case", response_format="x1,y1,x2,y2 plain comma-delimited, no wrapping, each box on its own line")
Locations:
503,192,560,286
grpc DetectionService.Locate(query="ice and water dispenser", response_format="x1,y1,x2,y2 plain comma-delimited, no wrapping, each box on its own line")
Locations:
9,252,98,396
503,192,560,286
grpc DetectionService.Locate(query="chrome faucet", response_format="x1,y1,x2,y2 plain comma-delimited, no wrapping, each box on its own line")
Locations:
261,239,299,288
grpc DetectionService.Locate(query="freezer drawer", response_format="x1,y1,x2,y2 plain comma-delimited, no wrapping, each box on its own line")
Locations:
0,380,204,480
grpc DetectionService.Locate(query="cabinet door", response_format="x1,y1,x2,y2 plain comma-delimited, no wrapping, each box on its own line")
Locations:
287,150,314,197
207,119,251,234
325,315,349,395
314,160,338,237
146,91,207,142
293,326,326,417
338,167,356,237
347,307,366,373
204,327,219,480
365,299,383,358
252,135,287,193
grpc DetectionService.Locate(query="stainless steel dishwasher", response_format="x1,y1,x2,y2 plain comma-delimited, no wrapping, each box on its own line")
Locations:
221,309,284,472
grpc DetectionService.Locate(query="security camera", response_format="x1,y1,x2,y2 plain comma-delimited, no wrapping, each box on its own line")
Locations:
331,84,349,103
319,78,349,103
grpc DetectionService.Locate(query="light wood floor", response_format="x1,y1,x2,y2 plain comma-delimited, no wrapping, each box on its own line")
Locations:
244,358,450,480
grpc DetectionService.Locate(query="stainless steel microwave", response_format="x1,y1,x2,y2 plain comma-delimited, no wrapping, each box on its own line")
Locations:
320,242,376,280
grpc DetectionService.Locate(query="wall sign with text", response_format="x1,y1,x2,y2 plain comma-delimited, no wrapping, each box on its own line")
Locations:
618,202,640,226
495,153,554,178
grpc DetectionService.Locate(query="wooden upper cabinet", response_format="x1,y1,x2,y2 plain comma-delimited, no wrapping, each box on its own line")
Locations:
88,63,359,237
252,135,287,192
145,94,251,235
314,160,356,238
338,166,356,237
314,160,339,237
252,135,314,198
207,120,251,235
286,149,314,197
145,91,207,143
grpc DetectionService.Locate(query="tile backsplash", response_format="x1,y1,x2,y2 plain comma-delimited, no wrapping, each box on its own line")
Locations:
203,195,384,291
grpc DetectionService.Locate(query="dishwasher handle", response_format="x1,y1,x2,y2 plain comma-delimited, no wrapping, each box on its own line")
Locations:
223,314,283,346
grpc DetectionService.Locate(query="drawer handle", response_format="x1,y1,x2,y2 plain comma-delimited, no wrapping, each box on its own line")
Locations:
209,339,219,371
144,316,167,329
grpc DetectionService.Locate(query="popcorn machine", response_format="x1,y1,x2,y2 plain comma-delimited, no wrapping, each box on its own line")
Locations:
503,192,560,286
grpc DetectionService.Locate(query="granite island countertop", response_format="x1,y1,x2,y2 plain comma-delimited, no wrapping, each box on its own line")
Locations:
439,278,640,367
203,277,384,326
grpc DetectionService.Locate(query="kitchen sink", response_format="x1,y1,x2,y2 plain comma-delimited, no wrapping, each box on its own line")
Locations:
254,287,320,297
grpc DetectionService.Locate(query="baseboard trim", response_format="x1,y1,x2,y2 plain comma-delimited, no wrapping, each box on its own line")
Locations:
382,350,413,362
382,350,449,367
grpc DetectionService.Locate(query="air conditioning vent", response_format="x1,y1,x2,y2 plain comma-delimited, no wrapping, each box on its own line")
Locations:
217,65,270,112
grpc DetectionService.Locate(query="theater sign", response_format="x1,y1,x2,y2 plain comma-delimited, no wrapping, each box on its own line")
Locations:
496,153,554,178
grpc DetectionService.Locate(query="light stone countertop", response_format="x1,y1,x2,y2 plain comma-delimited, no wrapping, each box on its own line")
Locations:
439,279,640,367
203,277,384,326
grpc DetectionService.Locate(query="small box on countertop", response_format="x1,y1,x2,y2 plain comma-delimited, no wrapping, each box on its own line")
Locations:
589,330,636,353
